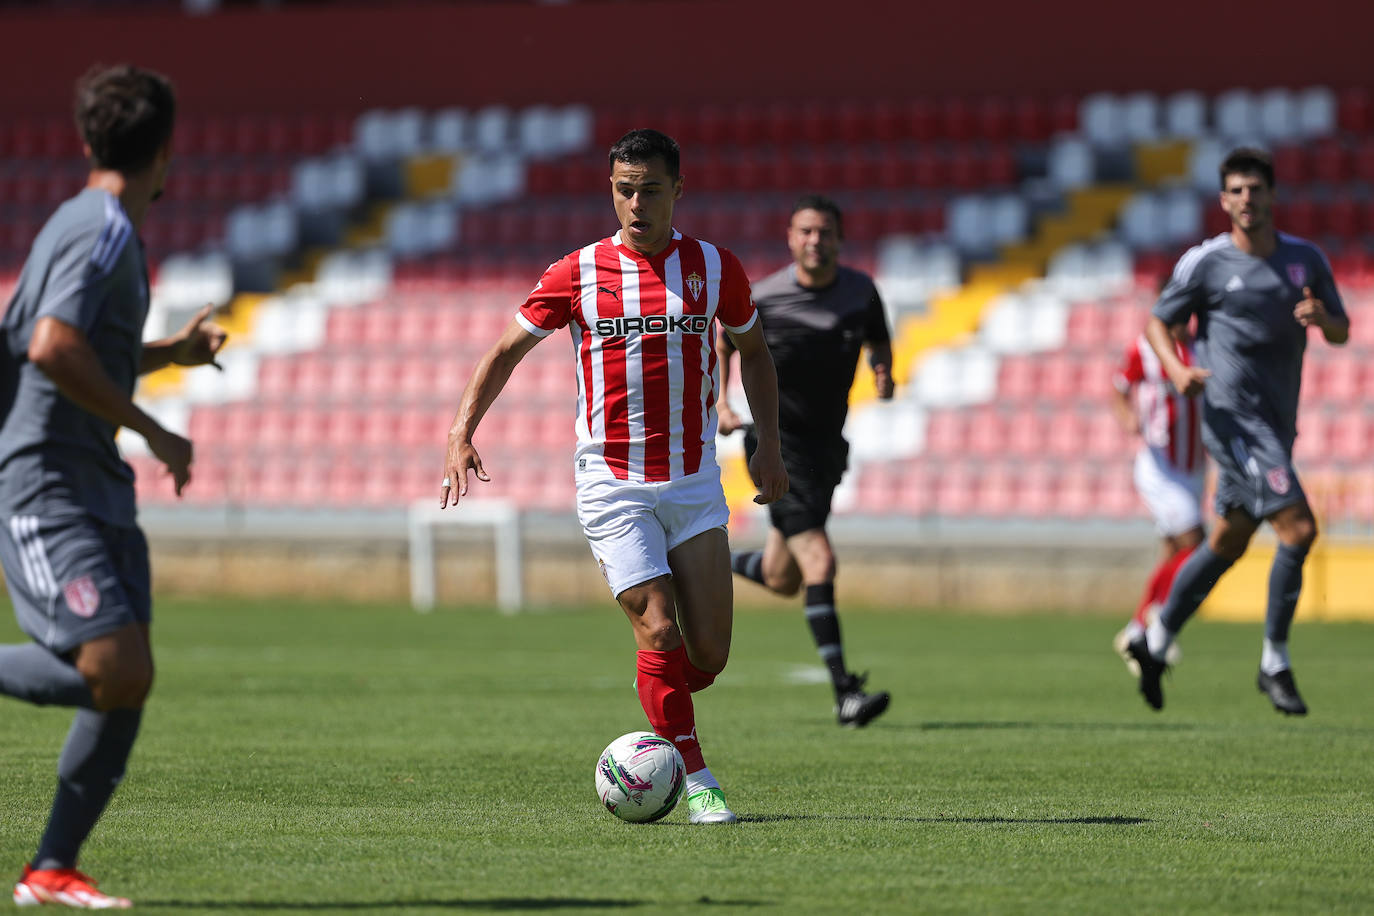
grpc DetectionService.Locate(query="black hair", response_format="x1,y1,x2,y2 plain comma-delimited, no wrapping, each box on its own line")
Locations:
608,128,680,179
791,194,844,239
1219,146,1275,190
74,64,177,174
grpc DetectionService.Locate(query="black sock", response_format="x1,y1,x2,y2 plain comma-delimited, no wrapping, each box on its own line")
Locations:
1266,542,1309,642
33,708,142,871
730,550,765,585
804,583,849,693
0,643,94,708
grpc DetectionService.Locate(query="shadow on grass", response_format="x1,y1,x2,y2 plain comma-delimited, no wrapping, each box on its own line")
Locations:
141,897,770,911
140,899,642,911
736,814,1149,826
916,721,1202,732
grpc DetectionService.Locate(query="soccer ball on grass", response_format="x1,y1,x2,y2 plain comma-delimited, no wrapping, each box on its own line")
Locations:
594,731,685,822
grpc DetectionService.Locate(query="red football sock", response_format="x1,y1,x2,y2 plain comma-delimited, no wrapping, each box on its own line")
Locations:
684,659,717,693
1154,543,1198,607
635,647,706,773
1132,557,1173,628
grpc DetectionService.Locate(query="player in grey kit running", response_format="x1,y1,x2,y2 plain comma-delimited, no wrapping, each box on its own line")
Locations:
1126,147,1349,716
0,65,226,909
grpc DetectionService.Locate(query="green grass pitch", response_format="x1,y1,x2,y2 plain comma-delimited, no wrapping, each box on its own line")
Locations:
2,599,1373,914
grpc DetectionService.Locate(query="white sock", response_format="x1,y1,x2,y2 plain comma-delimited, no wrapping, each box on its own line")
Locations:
685,767,719,796
1123,620,1145,641
1145,619,1175,662
1261,639,1290,676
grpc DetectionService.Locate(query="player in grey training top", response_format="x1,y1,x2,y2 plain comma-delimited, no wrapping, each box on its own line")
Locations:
0,66,225,910
718,195,895,728
1125,147,1349,717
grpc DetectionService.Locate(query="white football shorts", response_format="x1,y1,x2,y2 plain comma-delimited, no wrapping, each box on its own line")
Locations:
575,465,729,597
1133,447,1205,537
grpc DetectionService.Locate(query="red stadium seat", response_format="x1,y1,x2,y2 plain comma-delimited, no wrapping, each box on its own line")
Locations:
939,98,975,142
891,99,931,142
964,409,1006,457
1343,468,1374,525
1040,355,1082,402
1310,139,1350,185
1271,145,1309,185
1337,88,1372,134
934,463,977,516
1016,462,1057,517
1012,95,1053,142
1085,411,1132,459
1045,411,1088,458
1293,410,1330,464
947,147,987,191
998,355,1040,401
1329,412,1372,464
975,98,1013,142
974,462,1018,516
288,407,330,450
1352,138,1374,185
1006,410,1047,456
923,411,967,454
1323,198,1359,239
1056,462,1098,518
1096,465,1141,519
1065,306,1110,350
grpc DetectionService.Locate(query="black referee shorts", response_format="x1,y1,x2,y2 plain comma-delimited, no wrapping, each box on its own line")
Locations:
743,425,848,538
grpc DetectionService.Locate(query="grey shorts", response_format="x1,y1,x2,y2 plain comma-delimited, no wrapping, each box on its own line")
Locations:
0,510,151,654
1203,411,1306,521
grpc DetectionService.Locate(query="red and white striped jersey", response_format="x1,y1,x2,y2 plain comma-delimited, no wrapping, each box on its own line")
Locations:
1113,334,1203,473
516,229,757,482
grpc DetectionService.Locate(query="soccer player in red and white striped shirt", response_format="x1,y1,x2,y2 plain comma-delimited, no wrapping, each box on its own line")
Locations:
1109,323,1206,672
441,129,788,825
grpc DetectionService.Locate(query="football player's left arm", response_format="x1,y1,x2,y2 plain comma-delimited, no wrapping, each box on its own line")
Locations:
726,321,788,504
140,304,228,374
1294,284,1349,345
867,340,894,399
713,328,745,434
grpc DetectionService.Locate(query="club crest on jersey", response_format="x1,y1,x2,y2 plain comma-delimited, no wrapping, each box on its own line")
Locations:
62,576,101,619
593,314,711,338
1266,466,1291,495
686,271,705,301
1287,264,1307,287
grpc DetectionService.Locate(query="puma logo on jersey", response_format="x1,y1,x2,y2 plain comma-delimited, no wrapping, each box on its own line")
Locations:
594,314,711,337
598,285,621,301
1225,275,1245,291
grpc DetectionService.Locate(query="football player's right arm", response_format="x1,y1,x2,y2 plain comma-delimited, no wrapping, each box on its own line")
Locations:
30,316,194,495
1145,316,1208,397
442,320,543,507
1148,265,1209,397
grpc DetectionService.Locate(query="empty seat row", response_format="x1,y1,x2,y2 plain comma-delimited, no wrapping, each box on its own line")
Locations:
593,97,1080,150
526,145,1022,198
923,407,1134,460
847,458,1140,520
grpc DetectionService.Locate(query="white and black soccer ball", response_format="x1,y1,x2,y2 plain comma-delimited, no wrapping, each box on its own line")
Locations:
594,731,686,823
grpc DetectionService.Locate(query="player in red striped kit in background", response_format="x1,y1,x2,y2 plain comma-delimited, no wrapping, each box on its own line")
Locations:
441,129,788,825
1109,321,1206,673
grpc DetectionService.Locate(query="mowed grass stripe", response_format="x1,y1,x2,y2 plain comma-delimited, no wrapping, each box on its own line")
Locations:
1,599,1371,914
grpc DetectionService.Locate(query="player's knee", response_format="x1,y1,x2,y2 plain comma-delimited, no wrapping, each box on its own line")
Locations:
82,657,153,711
692,643,729,674
638,619,682,653
1288,517,1318,551
763,571,801,597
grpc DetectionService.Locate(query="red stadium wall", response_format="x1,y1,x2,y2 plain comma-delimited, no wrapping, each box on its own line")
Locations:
0,0,1369,117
